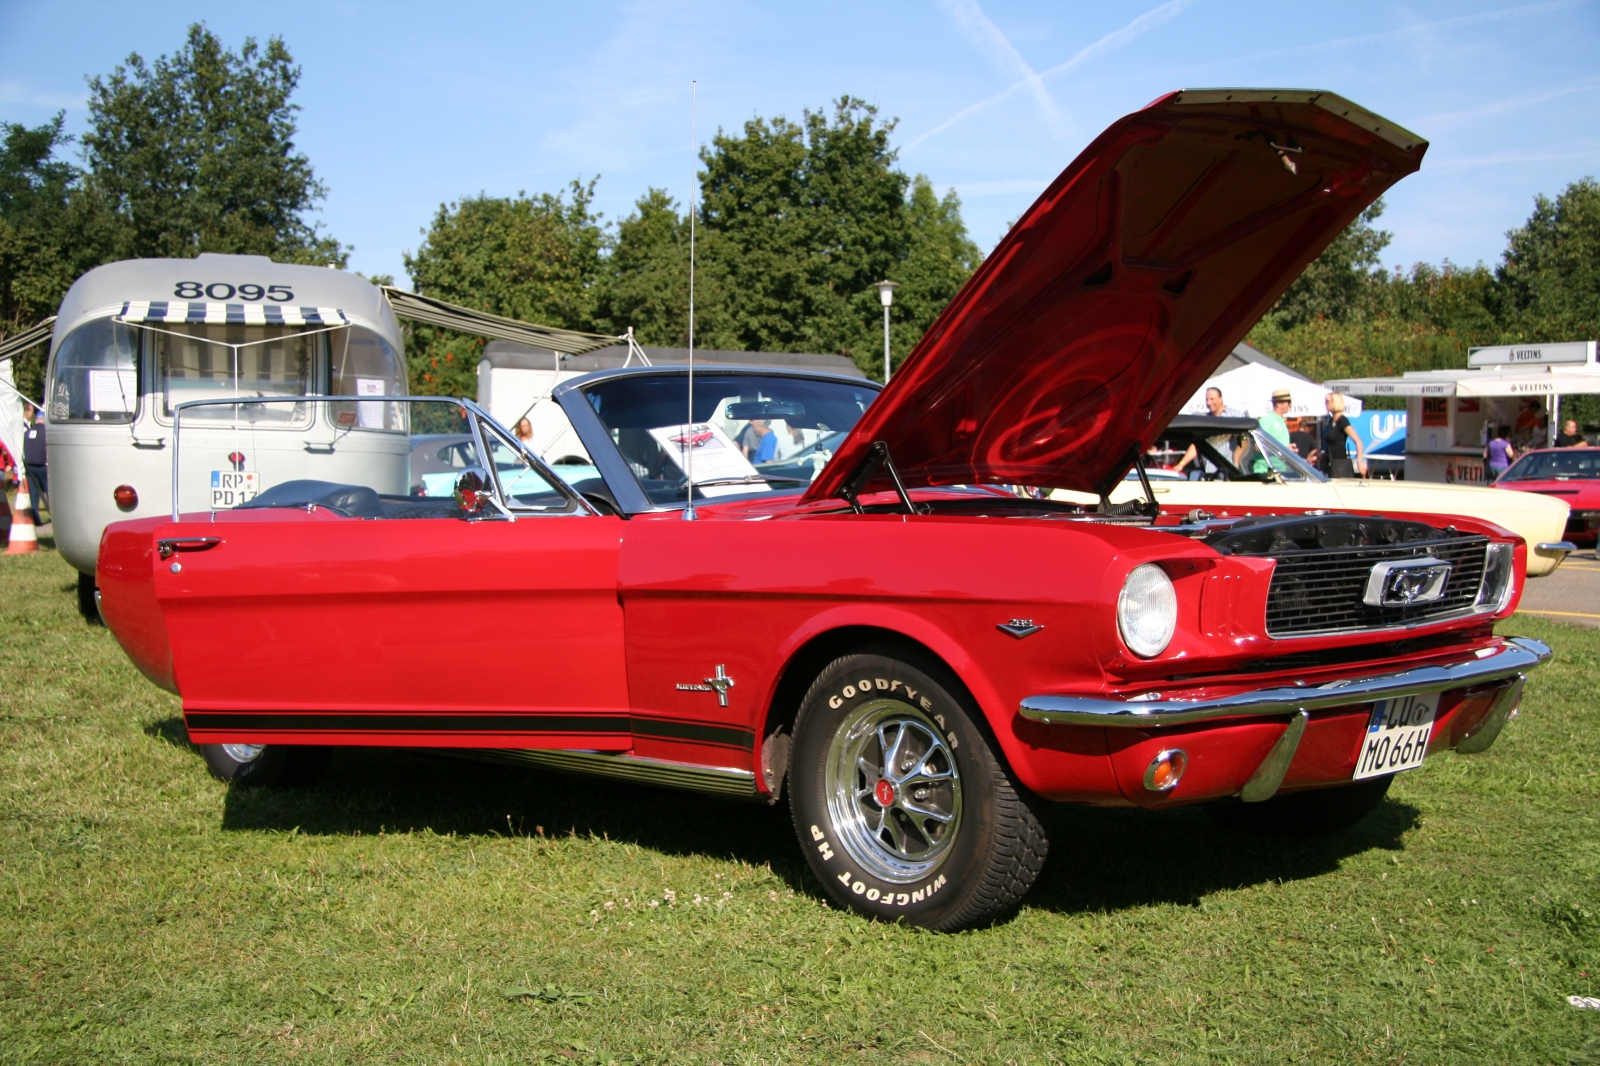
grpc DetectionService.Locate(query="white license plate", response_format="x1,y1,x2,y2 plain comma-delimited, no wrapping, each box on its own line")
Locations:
210,470,261,507
1353,692,1439,780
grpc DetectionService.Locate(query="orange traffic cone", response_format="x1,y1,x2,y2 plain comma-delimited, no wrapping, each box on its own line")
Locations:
6,477,38,554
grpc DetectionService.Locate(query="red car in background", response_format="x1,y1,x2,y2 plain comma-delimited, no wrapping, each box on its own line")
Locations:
1494,448,1600,547
97,90,1549,931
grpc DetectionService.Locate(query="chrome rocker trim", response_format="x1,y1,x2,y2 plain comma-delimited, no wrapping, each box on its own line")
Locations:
457,748,761,801
1018,637,1551,728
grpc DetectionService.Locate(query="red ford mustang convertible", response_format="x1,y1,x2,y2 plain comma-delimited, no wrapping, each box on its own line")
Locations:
98,90,1549,930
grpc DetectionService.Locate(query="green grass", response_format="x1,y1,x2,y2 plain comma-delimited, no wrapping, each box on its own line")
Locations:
2,548,1598,1064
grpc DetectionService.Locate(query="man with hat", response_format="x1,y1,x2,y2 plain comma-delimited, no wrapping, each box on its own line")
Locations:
1260,388,1293,452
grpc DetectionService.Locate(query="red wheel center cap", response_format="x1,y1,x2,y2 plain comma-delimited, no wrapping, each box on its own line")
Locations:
873,779,896,806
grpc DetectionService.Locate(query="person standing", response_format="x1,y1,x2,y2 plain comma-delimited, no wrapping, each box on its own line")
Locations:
1556,419,1586,447
21,406,46,526
1174,387,1232,476
513,417,535,451
1249,388,1295,475
1260,389,1293,448
1485,425,1515,479
1321,392,1367,478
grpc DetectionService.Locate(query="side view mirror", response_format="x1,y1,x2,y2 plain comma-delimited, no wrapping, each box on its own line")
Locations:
454,468,494,513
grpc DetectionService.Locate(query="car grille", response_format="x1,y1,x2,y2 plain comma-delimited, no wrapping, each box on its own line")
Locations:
1265,536,1489,637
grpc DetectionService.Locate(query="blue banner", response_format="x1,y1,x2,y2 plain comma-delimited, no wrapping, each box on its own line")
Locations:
1350,411,1407,456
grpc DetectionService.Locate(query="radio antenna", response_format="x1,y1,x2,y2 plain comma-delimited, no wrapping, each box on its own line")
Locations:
683,78,699,520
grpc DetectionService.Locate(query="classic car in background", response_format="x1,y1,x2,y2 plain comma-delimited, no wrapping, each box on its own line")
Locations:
1492,447,1600,547
98,90,1548,930
1053,416,1575,575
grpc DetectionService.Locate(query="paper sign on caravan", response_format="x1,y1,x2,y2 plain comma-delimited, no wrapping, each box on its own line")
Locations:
647,423,772,497
356,378,386,428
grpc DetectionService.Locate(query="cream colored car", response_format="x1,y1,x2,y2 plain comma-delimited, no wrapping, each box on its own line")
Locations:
1053,416,1573,576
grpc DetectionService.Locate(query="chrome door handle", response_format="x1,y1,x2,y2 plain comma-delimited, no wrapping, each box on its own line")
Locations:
158,537,223,560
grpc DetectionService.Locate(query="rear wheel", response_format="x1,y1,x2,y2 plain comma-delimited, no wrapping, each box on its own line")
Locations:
200,743,330,788
788,652,1048,930
1206,775,1393,837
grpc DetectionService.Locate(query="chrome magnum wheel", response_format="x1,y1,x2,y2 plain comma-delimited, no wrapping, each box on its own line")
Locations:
825,701,962,883
789,651,1048,931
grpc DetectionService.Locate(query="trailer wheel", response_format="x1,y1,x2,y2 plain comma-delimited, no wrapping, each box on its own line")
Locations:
77,572,102,625
789,652,1048,931
200,744,330,788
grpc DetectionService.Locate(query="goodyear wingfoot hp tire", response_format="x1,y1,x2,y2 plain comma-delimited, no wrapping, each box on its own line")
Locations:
789,653,1048,931
1206,774,1393,837
200,743,330,788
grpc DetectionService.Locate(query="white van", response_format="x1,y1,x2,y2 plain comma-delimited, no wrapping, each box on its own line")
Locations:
45,254,408,613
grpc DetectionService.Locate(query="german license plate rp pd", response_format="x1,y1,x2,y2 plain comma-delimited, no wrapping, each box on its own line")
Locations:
1353,692,1439,780
211,470,261,508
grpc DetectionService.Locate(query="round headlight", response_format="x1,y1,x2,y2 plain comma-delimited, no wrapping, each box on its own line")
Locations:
1117,563,1177,658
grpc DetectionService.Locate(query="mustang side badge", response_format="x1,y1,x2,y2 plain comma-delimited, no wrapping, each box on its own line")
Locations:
677,664,735,706
997,619,1043,639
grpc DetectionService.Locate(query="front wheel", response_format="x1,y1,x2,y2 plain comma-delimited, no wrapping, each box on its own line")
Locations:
1206,775,1393,837
788,653,1048,930
200,743,330,788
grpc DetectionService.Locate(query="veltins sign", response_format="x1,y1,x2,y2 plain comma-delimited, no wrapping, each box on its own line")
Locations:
1467,340,1595,368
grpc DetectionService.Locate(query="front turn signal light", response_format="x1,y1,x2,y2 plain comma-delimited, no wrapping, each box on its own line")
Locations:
1144,748,1187,792
113,484,138,511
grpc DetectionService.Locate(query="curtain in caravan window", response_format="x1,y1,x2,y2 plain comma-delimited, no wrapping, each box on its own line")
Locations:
153,323,316,424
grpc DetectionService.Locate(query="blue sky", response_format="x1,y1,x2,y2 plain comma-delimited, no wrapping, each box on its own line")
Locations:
3,0,1597,289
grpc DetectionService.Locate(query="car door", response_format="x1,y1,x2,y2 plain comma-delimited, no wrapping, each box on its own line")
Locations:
163,412,631,750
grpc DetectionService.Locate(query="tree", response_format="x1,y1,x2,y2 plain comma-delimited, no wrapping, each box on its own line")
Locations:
1263,200,1391,328
1496,177,1600,343
402,182,606,397
82,23,344,265
594,188,723,346
0,115,118,399
693,96,979,375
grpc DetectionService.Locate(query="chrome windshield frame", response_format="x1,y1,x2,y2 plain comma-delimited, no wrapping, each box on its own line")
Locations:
551,366,883,516
169,394,597,521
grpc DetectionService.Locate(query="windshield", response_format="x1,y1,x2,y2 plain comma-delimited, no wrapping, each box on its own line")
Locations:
581,373,878,505
1244,430,1327,483
1501,449,1600,481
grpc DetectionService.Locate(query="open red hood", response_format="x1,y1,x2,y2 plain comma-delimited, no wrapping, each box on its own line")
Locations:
803,89,1426,504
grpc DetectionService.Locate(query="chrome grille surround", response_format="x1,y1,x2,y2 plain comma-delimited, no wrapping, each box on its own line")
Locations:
1265,535,1490,638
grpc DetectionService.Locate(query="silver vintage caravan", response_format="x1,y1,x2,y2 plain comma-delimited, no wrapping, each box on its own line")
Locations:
45,254,408,607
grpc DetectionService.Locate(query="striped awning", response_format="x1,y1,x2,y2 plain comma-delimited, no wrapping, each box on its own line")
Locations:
116,301,348,326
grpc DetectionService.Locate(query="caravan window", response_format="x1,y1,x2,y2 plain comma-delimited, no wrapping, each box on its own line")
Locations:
155,323,316,424
48,318,140,423
328,326,407,431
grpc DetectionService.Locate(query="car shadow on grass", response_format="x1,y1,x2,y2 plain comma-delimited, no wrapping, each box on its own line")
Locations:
1029,797,1421,914
208,742,1421,919
217,745,803,877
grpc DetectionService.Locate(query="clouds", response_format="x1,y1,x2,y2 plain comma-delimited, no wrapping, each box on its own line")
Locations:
0,80,84,114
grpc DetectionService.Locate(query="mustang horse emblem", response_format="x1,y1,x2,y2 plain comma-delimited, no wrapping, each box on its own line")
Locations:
676,664,735,707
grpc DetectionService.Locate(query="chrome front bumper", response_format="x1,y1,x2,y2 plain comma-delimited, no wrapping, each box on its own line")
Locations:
1019,637,1551,728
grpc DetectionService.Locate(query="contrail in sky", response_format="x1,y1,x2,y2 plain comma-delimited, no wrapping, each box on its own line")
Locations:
908,0,1196,151
938,0,1065,138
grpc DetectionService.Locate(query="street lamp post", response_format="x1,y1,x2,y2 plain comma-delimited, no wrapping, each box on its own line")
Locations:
873,280,899,383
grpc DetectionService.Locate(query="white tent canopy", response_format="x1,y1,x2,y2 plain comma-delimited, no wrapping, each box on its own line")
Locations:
1182,360,1362,419
1329,364,1600,399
